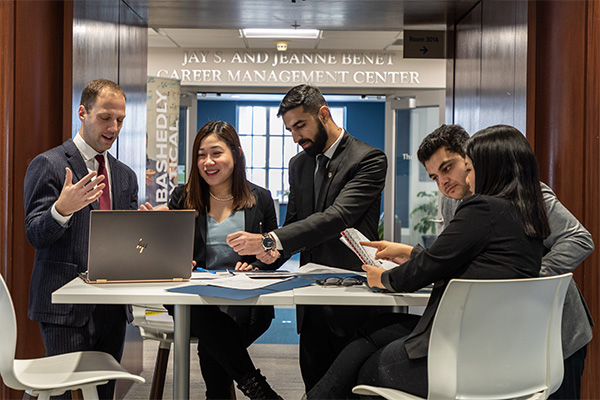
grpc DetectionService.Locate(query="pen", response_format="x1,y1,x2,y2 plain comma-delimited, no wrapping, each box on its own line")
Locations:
196,268,216,274
259,221,263,234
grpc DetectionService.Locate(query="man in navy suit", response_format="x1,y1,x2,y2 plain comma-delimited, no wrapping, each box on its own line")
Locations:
228,84,388,392
24,79,138,399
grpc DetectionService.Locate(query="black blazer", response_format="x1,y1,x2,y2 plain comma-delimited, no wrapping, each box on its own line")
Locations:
24,138,138,326
169,183,284,270
277,133,387,271
275,132,388,336
382,194,544,359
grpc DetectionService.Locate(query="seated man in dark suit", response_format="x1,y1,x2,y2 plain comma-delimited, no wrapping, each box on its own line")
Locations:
227,84,388,392
24,79,138,399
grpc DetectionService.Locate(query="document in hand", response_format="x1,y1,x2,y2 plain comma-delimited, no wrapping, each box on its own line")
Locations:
340,228,397,270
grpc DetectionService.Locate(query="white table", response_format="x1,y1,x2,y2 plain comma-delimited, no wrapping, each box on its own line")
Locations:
53,278,429,398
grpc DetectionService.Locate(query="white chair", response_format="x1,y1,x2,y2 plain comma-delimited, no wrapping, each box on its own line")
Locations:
353,273,572,400
0,275,145,400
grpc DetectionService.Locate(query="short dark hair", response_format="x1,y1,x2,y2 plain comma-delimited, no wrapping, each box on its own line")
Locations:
79,79,126,112
277,84,327,118
417,124,470,165
466,124,550,239
184,121,255,213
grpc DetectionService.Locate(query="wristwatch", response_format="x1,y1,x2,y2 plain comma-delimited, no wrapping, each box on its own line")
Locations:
261,233,275,251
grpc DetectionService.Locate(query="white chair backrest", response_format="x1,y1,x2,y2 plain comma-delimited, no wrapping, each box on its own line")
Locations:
427,273,571,400
546,274,571,395
0,274,24,390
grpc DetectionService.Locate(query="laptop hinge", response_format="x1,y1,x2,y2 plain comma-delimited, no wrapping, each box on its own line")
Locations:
96,279,108,284
172,278,184,282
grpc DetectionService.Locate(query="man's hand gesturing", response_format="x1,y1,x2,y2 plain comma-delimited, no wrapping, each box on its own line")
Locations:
55,168,105,217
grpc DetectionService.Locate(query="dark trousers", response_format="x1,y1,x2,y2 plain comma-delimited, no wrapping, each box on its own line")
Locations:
299,312,356,393
308,313,424,399
299,305,394,394
549,345,588,400
38,304,128,400
189,305,273,399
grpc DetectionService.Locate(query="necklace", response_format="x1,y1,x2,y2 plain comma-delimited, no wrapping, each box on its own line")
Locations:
209,191,234,202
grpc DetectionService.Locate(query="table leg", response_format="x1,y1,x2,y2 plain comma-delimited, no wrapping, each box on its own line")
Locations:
393,305,408,313
173,304,191,399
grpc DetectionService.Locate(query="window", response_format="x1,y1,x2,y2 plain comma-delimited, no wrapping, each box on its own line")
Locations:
238,105,345,203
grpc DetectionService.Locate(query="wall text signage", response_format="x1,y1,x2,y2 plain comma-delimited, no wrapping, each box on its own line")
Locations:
148,49,445,88
403,30,445,59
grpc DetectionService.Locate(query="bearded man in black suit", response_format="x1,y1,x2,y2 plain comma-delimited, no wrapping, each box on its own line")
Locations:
227,84,388,392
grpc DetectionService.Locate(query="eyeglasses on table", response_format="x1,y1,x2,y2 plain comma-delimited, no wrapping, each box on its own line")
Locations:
315,276,364,287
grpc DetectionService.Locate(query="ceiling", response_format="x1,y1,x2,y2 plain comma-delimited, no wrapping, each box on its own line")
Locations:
149,29,408,51
142,0,478,51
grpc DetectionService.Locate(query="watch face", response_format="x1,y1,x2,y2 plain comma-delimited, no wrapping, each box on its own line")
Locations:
262,235,275,250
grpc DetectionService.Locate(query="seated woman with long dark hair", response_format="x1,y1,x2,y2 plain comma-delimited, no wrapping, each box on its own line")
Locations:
143,121,282,400
307,124,551,399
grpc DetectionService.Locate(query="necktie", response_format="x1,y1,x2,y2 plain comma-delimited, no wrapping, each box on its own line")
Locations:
95,154,111,210
314,154,329,208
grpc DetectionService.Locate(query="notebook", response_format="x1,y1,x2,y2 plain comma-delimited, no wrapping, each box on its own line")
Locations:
84,210,195,283
340,228,397,270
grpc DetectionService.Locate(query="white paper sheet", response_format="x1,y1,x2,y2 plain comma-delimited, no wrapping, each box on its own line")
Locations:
339,229,398,270
191,271,233,280
206,274,292,290
293,263,368,276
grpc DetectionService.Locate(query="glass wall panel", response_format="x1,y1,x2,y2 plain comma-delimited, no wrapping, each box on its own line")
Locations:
395,106,441,247
252,106,267,135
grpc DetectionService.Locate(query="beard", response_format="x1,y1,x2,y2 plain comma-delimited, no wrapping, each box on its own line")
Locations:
301,120,328,157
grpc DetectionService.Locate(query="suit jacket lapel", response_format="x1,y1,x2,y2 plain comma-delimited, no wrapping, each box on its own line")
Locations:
303,156,317,214
64,139,89,182
64,139,99,210
244,187,259,232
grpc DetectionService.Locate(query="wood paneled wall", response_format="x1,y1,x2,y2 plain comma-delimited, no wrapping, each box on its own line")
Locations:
117,1,148,204
452,1,528,134
1,1,71,398
0,9,16,397
527,1,600,398
449,1,600,398
452,1,482,134
72,0,119,138
72,0,147,211
0,0,147,398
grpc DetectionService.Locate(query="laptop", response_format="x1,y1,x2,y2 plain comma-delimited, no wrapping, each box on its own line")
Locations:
84,210,195,283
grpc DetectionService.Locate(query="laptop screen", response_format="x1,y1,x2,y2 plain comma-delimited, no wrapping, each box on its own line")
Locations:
87,210,195,283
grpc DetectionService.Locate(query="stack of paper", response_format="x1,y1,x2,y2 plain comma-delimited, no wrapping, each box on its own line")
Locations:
340,228,398,270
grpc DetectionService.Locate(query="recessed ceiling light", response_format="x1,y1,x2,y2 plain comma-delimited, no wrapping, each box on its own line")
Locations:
241,28,320,39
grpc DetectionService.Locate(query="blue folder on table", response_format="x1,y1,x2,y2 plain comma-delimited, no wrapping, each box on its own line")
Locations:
167,273,364,300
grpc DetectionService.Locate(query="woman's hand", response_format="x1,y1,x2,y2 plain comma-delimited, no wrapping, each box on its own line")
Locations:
235,262,258,271
146,168,156,186
361,240,412,264
362,264,385,289
138,202,169,211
